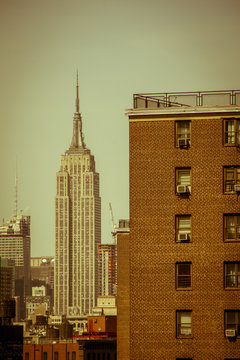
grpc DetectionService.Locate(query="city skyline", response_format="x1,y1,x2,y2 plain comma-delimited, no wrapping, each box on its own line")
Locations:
1,0,240,256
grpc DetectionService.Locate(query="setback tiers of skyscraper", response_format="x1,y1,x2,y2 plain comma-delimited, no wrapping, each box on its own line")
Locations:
54,76,101,316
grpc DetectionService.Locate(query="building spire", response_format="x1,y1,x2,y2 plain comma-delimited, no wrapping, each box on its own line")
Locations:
76,70,80,113
67,72,86,152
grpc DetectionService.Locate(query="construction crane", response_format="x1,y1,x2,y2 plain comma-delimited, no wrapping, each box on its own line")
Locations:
109,202,117,241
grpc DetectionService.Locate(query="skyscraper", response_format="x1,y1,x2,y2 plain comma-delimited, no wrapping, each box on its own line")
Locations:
0,215,31,319
54,76,101,316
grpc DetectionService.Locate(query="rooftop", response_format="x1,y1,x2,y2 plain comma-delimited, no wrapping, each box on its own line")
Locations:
133,90,240,109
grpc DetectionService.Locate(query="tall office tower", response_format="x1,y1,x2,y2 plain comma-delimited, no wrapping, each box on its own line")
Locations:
118,90,240,359
54,77,101,316
0,215,31,319
98,243,117,296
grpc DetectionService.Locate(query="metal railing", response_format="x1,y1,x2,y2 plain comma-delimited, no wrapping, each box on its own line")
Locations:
133,90,240,108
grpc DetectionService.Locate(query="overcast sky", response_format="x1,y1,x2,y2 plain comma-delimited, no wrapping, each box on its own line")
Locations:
0,0,240,256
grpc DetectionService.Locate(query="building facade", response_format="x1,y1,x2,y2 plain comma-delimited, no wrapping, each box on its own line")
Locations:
0,258,15,299
0,215,31,319
98,243,117,297
54,77,101,316
121,90,240,359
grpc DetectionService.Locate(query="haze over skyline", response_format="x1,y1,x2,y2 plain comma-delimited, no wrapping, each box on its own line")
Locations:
0,0,240,256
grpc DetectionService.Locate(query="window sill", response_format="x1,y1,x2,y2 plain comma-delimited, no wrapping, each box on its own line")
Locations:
225,288,240,291
224,240,240,243
176,288,192,291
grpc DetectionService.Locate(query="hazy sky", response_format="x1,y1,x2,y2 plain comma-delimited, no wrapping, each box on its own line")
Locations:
0,0,240,256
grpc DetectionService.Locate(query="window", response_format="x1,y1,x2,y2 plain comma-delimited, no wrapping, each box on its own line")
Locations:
176,215,191,242
225,310,240,337
176,168,191,194
54,353,59,360
224,167,240,193
176,121,191,148
224,118,240,145
43,353,48,360
224,214,240,241
72,352,76,360
176,263,192,289
225,263,240,289
176,311,192,338
25,353,29,360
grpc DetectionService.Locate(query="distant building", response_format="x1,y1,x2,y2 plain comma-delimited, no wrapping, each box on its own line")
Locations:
0,297,23,360
0,257,15,299
118,90,240,359
25,286,50,319
0,215,31,319
92,295,117,316
30,256,54,313
23,339,116,360
54,76,101,316
98,243,117,296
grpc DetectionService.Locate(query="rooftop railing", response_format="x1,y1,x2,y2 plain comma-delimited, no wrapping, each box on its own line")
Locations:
133,90,240,109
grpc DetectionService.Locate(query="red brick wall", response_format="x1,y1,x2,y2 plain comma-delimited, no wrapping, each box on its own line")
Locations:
128,114,240,359
23,343,81,360
117,232,130,360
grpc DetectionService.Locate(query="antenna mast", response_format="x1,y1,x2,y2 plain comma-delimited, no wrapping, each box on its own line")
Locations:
14,157,18,217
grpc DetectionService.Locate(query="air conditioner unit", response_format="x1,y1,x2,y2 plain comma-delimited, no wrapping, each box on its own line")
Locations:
225,329,236,337
178,233,189,242
178,138,189,147
234,184,240,192
177,185,189,194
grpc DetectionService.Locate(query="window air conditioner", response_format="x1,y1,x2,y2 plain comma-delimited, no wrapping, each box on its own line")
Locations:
225,329,236,337
178,233,189,242
234,184,240,192
177,185,189,194
178,138,189,147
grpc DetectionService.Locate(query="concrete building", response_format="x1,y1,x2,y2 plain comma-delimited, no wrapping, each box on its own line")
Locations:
25,286,51,319
0,215,31,319
118,90,240,359
98,243,117,296
54,76,101,316
92,295,117,316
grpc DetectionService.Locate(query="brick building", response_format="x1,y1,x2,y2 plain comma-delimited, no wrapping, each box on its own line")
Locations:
119,90,240,359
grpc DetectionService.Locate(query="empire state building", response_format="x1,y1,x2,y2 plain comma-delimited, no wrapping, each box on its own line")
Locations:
54,77,101,316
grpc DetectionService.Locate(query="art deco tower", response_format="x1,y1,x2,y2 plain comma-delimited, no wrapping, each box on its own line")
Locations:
54,76,101,316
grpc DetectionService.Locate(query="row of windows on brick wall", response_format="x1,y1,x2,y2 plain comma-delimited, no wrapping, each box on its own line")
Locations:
176,262,240,290
175,214,240,243
176,310,240,339
175,167,240,195
175,118,240,148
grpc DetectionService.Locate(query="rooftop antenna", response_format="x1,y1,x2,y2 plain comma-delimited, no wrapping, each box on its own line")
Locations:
14,157,18,217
